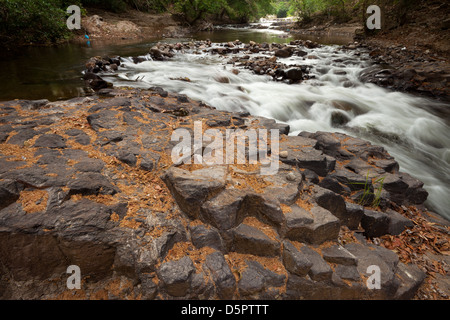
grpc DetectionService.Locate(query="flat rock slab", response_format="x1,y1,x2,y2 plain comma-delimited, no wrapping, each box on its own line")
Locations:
232,223,281,257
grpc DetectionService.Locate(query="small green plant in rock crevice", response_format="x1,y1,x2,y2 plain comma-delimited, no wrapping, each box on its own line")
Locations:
349,170,385,209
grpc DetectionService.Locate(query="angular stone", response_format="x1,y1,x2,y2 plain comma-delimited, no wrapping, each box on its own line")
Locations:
322,245,357,266
246,261,285,288
201,189,244,230
162,166,227,219
372,159,399,173
284,206,340,245
345,243,400,293
241,193,285,227
253,117,290,135
345,158,384,175
74,159,105,173
382,173,409,194
305,131,341,154
386,209,414,236
190,224,225,252
318,176,350,195
7,129,39,146
400,172,429,205
238,264,265,296
331,169,371,191
232,223,280,257
139,154,160,172
300,246,333,281
67,172,118,196
283,204,314,235
35,149,64,165
87,110,120,131
282,240,313,277
205,252,236,299
95,130,125,146
310,185,347,222
33,134,66,149
394,262,426,300
238,260,285,296
334,265,361,281
157,256,195,297
117,150,137,166
344,202,364,230
295,148,332,177
361,209,390,238
0,179,22,210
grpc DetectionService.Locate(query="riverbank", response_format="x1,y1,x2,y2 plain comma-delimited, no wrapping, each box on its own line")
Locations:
76,8,189,42
275,5,450,103
0,85,448,300
70,5,450,104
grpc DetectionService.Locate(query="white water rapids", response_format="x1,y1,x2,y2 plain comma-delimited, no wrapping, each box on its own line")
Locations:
100,42,450,220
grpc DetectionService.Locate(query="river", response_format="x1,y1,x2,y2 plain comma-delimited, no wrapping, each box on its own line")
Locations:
1,25,449,220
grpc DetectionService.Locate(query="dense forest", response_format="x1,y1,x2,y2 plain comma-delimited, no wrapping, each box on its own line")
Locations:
0,0,420,45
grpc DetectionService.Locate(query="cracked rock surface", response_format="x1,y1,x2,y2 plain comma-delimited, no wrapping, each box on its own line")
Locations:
0,88,444,300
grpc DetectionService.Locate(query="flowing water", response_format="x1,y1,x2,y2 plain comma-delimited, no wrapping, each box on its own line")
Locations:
0,25,449,219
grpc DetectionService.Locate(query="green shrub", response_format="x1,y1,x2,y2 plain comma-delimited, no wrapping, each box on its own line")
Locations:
0,0,75,44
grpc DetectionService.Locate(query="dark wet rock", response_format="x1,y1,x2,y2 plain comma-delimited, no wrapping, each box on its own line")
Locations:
33,134,66,149
331,169,370,191
334,265,360,281
238,260,285,297
161,166,227,219
331,111,351,127
65,129,91,145
309,185,347,223
67,172,118,196
87,110,120,131
74,159,105,173
149,86,169,98
282,240,313,276
344,202,365,230
6,129,39,146
157,256,195,297
387,209,414,236
201,189,244,231
0,180,22,210
394,263,427,300
190,224,225,252
285,68,303,82
232,223,281,257
300,245,333,281
205,252,236,299
318,176,350,195
361,209,390,238
322,245,357,266
283,206,340,245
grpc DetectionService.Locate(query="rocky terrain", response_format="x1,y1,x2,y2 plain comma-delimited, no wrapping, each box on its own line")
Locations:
0,82,448,299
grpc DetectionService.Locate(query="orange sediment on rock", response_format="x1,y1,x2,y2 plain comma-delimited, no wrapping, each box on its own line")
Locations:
18,189,49,214
280,203,292,214
226,252,288,281
242,216,280,242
